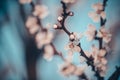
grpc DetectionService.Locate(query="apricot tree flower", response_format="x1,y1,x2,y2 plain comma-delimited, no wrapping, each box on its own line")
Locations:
65,41,81,55
73,66,86,76
97,27,112,43
59,61,86,77
19,0,32,4
43,44,54,61
25,16,41,34
88,3,106,22
64,32,82,54
35,30,54,49
84,24,96,41
59,62,76,76
33,5,49,19
26,16,38,28
91,46,107,63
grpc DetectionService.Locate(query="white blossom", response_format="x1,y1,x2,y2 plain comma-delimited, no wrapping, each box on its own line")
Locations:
59,62,76,76
73,66,86,76
43,44,54,61
97,27,112,43
33,5,49,19
26,16,37,28
65,41,81,55
84,24,96,41
35,30,54,49
88,3,106,22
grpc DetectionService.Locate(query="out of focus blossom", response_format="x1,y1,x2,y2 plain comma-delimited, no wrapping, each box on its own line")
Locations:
79,56,87,63
73,66,86,76
26,16,40,35
19,0,32,4
62,0,75,4
84,24,96,41
43,44,54,61
88,3,106,22
35,30,54,49
26,16,38,28
97,27,112,43
59,62,76,76
59,61,86,76
33,5,49,19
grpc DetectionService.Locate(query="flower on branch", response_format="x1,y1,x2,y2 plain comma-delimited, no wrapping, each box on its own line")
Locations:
65,32,82,54
88,3,106,22
19,0,32,4
26,16,40,35
59,62,76,76
65,41,81,55
84,24,96,41
33,5,49,19
97,27,112,43
35,29,54,49
43,44,54,61
59,61,86,77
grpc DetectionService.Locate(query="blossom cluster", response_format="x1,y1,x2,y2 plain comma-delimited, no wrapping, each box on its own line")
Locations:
20,0,112,80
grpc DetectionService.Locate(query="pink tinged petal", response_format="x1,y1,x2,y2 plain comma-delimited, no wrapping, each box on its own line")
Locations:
73,66,86,76
26,16,37,28
29,25,40,35
43,44,54,61
74,46,81,52
100,11,106,19
88,12,100,22
65,54,73,63
84,51,92,58
33,5,49,19
101,65,107,71
59,62,75,76
98,49,106,57
92,3,103,11
101,58,107,65
100,71,106,77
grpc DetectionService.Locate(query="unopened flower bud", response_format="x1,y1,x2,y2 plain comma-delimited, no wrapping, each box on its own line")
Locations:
70,34,75,40
68,12,74,16
53,24,58,29
57,16,63,21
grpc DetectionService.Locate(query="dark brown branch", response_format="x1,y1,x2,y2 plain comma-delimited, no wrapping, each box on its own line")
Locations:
60,1,71,35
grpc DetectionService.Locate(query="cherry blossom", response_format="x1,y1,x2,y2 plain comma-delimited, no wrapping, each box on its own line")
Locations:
26,16,38,28
97,27,112,43
33,5,49,19
88,3,106,22
73,66,86,76
64,41,81,55
43,44,54,61
19,0,32,4
35,30,54,49
59,62,76,76
84,24,96,41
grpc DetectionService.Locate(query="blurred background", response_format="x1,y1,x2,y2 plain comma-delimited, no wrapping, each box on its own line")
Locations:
0,0,120,80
